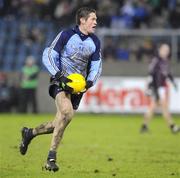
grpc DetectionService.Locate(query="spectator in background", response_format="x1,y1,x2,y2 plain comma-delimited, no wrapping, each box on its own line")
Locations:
98,0,116,27
53,0,74,25
116,40,130,61
19,56,39,113
10,80,20,112
103,37,117,61
0,73,12,112
148,0,162,16
133,1,150,28
118,0,135,28
169,6,180,28
0,0,11,16
168,0,176,11
136,39,154,62
0,72,20,112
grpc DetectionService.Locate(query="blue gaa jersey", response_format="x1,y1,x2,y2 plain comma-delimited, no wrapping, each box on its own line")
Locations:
42,26,102,85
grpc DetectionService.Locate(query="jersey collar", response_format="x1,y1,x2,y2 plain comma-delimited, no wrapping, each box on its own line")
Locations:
73,26,89,41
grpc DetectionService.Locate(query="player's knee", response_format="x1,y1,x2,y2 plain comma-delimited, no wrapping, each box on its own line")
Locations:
61,105,74,121
162,111,169,119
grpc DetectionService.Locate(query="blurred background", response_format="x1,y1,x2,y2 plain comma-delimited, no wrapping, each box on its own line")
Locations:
0,0,180,113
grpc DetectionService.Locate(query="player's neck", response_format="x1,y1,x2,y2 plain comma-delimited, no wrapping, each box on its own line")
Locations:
79,25,88,35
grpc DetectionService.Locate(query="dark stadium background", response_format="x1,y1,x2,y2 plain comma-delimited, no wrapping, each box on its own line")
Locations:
0,0,180,113
1,1,180,178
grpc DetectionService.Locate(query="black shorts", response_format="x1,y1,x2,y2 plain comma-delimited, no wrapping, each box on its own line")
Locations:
49,84,83,110
150,86,159,101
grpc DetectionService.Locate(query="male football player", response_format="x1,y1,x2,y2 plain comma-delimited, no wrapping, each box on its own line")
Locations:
19,7,102,172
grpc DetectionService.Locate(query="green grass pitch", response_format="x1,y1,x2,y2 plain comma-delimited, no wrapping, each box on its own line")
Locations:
0,113,180,178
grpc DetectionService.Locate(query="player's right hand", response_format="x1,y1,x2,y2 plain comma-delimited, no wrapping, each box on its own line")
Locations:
55,71,73,93
55,71,72,84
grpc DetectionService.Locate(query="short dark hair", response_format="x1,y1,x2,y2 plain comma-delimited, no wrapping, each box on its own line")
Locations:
76,7,96,25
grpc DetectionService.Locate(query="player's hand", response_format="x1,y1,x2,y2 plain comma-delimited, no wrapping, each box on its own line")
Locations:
85,80,93,90
77,80,93,95
55,71,73,93
55,71,72,84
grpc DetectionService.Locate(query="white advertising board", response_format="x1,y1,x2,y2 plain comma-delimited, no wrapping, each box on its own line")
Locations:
78,77,180,113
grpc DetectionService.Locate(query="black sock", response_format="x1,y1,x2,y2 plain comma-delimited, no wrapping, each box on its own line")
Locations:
142,124,147,129
170,124,175,129
28,128,36,138
47,150,57,161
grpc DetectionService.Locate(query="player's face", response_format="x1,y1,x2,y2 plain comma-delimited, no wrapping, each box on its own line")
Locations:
158,44,170,59
80,12,97,34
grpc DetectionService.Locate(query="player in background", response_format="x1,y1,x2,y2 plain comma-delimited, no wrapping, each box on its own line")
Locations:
19,7,102,172
140,43,179,134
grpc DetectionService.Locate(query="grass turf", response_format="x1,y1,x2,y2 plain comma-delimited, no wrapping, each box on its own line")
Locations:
0,113,180,178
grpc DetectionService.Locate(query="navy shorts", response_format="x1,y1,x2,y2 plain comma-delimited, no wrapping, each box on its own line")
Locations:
49,84,83,110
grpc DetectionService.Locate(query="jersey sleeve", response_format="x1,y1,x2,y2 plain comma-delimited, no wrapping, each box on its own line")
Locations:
87,38,102,85
42,48,60,75
42,31,69,75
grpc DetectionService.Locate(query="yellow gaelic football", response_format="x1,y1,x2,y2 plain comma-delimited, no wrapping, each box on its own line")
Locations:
67,73,86,94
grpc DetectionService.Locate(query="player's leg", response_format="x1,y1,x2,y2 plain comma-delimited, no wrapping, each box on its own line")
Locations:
140,99,157,133
19,105,70,156
19,84,61,155
19,119,56,155
19,110,61,155
45,92,74,172
50,96,74,151
20,104,72,154
19,89,37,155
161,93,180,133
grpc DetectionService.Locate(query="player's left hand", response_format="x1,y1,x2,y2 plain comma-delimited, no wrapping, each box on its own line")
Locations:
55,71,72,84
85,80,93,90
76,80,93,95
